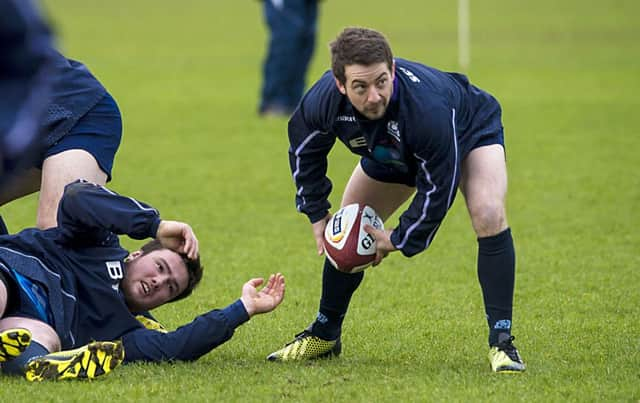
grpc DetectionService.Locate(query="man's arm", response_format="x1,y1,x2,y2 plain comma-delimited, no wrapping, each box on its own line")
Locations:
55,180,161,246
287,73,339,224
389,106,461,257
122,274,285,362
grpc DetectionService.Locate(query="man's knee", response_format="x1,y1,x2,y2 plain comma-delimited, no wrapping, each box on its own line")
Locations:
469,201,507,237
0,317,60,353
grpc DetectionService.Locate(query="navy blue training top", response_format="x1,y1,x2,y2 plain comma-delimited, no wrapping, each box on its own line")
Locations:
288,58,503,257
0,180,249,362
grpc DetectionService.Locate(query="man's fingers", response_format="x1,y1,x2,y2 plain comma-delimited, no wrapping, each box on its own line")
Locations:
364,224,381,238
248,278,265,288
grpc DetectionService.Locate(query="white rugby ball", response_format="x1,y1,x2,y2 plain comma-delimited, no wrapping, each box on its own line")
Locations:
323,203,384,273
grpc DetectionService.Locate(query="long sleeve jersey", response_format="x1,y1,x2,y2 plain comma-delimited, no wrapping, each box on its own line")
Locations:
288,58,504,257
0,180,249,362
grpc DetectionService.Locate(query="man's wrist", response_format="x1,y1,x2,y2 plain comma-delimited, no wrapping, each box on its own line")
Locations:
240,296,255,317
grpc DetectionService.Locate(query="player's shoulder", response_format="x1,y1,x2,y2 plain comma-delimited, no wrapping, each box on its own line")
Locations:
304,70,341,105
295,70,343,129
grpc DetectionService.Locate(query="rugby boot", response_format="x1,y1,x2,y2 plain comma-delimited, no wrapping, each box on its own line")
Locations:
25,340,124,381
0,328,32,362
488,333,526,373
267,329,341,362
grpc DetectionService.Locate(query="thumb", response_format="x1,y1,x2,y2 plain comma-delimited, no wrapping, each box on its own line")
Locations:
247,278,264,288
364,224,380,238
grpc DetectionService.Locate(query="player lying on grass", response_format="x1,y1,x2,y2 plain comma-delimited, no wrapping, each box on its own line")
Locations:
267,27,525,372
0,180,285,381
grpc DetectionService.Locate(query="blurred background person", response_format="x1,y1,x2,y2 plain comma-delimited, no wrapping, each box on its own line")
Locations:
0,0,54,196
258,0,319,118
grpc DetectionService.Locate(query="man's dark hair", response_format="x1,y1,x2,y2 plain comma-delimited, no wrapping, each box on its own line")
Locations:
139,239,203,303
330,27,394,85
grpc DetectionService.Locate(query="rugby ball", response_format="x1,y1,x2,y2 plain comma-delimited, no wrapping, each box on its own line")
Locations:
323,203,384,273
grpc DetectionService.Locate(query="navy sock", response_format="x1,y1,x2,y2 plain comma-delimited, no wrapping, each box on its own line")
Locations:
0,215,8,235
311,258,364,340
477,228,515,346
1,340,49,376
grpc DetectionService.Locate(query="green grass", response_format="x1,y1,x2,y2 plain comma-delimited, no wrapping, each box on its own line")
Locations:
1,0,639,401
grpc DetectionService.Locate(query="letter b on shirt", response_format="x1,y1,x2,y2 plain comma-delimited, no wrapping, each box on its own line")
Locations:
106,261,124,280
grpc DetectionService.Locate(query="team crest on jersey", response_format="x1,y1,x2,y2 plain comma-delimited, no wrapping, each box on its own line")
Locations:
387,121,400,142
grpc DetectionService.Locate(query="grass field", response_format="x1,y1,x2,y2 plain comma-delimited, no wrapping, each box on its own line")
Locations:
1,0,639,401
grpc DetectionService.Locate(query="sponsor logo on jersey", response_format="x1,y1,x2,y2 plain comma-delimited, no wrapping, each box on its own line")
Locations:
336,115,356,122
349,136,368,148
106,261,123,291
398,66,420,83
387,120,401,142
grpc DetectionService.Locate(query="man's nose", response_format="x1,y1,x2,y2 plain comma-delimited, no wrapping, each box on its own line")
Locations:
367,88,381,103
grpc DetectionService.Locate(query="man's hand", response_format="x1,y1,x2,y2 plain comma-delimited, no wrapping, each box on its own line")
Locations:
156,220,199,260
312,214,331,256
240,273,286,317
363,224,397,266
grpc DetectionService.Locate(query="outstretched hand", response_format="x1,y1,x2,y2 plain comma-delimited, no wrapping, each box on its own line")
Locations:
156,220,199,260
363,224,397,266
240,273,285,317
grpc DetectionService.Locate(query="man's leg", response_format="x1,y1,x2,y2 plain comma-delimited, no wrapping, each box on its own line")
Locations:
286,0,317,107
0,316,60,376
37,149,107,229
313,163,414,339
0,316,123,381
0,277,32,362
260,0,310,115
268,163,414,361
460,144,525,372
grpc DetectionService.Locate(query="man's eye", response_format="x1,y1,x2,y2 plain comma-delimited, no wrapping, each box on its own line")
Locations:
156,263,163,272
377,78,387,87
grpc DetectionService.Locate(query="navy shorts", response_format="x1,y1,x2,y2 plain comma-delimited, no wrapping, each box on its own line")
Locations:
45,92,122,181
361,126,505,187
0,263,53,325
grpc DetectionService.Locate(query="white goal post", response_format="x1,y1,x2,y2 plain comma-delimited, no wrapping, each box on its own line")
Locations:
458,0,470,70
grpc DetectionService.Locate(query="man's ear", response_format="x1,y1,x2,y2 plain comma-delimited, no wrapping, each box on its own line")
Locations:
125,250,143,262
334,77,346,95
391,60,396,80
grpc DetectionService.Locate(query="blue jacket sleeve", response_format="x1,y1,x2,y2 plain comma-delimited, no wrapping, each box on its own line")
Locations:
55,180,161,246
288,73,339,223
121,300,250,362
389,104,461,257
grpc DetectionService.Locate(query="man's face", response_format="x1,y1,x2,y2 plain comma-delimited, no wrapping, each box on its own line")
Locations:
121,248,190,312
336,61,395,120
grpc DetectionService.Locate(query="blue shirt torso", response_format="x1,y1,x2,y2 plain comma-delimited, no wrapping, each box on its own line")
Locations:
288,58,503,256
